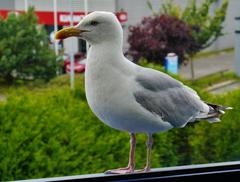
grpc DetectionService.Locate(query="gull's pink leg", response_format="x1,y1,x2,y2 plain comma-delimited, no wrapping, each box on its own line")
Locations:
136,133,153,172
105,133,136,174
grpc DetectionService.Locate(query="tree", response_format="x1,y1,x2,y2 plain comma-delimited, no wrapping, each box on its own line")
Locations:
127,15,200,65
148,0,229,79
0,7,57,82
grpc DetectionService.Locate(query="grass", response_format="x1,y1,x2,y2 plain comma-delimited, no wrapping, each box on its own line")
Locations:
194,47,234,59
187,71,239,89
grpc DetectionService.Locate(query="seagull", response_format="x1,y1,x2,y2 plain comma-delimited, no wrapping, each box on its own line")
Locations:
55,11,231,174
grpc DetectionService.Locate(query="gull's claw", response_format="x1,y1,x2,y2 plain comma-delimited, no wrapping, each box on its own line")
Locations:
105,166,134,174
135,167,151,173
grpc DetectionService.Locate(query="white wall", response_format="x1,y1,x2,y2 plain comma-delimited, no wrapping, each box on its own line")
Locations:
209,0,240,51
0,0,15,9
14,0,115,12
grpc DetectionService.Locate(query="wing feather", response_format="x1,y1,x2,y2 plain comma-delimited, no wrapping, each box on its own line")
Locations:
134,68,209,127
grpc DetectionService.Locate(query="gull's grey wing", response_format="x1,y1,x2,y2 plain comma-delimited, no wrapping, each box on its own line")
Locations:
134,68,209,128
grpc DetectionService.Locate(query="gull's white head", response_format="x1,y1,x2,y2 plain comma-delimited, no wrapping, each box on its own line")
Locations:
55,11,123,45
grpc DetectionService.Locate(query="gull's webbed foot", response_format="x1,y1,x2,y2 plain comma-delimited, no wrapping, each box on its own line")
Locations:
135,166,151,173
105,166,134,174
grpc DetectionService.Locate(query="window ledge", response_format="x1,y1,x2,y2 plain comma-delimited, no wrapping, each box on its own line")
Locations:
16,161,240,182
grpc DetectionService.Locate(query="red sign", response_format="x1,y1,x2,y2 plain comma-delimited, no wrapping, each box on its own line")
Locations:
116,12,128,23
0,9,128,26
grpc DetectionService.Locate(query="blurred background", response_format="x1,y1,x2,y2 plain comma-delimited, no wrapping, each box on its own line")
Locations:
0,0,240,181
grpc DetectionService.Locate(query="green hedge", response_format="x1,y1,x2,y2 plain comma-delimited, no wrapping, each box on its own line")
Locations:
0,75,240,181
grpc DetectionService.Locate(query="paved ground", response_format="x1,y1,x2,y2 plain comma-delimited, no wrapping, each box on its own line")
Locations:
179,52,234,79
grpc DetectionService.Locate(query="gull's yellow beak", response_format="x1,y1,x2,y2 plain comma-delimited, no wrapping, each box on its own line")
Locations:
55,27,86,40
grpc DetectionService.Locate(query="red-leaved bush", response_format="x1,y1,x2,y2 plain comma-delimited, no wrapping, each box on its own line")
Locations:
127,15,200,65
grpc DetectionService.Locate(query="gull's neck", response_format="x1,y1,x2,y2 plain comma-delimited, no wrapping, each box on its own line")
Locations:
85,38,134,81
88,40,124,64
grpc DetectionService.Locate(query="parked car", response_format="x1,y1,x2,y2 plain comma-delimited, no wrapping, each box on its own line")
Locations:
63,53,86,73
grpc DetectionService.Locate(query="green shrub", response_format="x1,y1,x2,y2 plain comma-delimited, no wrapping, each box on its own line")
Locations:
127,14,199,64
190,90,240,163
0,7,57,82
0,73,239,180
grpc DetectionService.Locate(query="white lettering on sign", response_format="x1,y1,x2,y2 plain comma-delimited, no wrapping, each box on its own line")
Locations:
59,14,85,23
119,14,127,22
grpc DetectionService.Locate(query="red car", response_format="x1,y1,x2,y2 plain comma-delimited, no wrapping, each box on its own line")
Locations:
64,53,86,73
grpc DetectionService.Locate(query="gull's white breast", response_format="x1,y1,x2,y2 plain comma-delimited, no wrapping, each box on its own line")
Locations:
85,47,173,133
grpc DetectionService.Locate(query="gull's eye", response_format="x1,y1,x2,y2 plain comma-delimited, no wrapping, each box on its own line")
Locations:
90,21,99,26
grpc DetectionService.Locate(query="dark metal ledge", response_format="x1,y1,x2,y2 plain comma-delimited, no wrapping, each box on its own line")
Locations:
16,161,240,182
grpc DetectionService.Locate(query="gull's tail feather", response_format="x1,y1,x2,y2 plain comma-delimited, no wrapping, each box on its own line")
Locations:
196,102,232,123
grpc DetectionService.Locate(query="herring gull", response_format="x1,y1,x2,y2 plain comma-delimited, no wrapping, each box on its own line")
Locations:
55,11,231,174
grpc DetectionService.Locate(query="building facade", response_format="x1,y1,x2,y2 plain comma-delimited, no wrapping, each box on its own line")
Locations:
0,0,239,57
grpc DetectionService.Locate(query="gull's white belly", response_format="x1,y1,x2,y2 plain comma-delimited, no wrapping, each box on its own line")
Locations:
85,74,172,133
